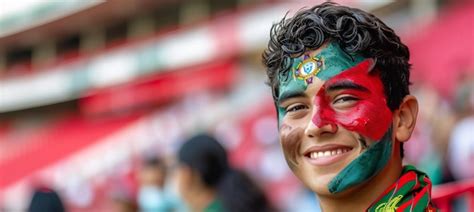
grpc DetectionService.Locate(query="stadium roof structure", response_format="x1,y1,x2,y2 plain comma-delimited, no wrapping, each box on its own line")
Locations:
0,1,395,113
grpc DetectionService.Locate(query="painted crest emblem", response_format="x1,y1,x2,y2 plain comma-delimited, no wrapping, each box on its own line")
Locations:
293,54,324,85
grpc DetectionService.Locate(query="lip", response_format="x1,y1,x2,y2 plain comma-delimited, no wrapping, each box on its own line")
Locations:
302,144,353,166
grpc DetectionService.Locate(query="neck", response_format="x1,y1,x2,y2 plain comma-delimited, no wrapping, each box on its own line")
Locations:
318,155,403,212
188,187,216,212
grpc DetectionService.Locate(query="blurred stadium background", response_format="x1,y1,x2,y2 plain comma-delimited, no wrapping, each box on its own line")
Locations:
0,0,473,211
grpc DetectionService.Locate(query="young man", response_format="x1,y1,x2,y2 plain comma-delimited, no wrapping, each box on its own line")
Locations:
262,2,437,211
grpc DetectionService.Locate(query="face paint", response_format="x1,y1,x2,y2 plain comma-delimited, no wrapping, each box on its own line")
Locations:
276,42,395,195
319,60,393,193
328,128,393,193
280,128,304,170
277,42,365,124
313,59,393,193
312,59,392,141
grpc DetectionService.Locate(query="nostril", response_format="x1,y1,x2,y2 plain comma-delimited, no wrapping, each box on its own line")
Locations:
320,131,333,136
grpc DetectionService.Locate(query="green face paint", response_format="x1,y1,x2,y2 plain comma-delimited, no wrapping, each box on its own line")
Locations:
277,42,365,124
328,127,393,193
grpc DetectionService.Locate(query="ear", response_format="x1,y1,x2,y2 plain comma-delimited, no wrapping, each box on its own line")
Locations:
394,95,419,142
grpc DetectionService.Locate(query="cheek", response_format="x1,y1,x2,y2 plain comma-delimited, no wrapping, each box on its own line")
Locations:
313,91,392,140
280,123,293,132
280,127,304,170
337,99,392,140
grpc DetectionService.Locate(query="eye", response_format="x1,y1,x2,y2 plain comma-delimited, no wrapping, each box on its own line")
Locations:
333,95,359,107
285,104,308,113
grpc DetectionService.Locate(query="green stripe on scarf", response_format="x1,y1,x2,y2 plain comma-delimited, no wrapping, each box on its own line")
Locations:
368,165,438,212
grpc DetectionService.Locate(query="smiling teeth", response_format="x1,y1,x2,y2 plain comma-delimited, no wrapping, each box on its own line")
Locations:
309,148,350,159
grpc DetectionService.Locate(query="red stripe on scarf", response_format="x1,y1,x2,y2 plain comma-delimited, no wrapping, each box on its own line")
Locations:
367,171,417,209
397,175,432,211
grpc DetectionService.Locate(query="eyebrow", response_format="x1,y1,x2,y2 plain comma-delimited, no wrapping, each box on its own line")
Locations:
277,90,307,105
325,80,369,93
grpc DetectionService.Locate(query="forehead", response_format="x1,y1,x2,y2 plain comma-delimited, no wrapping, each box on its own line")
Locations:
278,42,365,97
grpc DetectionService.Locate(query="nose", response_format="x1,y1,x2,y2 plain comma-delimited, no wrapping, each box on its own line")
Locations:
304,106,337,138
304,120,337,138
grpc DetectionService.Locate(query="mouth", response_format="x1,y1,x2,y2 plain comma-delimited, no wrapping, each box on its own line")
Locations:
303,145,353,166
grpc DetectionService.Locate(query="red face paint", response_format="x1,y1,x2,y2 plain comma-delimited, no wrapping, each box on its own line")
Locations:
312,59,392,140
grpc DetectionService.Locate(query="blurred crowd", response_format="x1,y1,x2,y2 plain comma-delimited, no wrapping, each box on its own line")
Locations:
405,72,474,185
23,71,474,212
27,133,276,212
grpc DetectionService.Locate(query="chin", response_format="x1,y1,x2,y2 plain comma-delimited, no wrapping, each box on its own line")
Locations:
301,170,366,198
304,172,336,196
292,162,340,196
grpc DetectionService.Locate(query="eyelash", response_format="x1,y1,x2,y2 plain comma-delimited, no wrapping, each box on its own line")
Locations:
285,104,308,113
333,96,359,104
282,95,358,113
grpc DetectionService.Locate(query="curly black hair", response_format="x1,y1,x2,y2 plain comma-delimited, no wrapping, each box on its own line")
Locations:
262,2,411,111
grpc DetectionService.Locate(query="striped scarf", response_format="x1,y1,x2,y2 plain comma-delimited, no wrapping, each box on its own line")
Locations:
367,165,438,212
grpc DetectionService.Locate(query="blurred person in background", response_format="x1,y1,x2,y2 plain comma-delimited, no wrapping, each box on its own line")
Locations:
448,72,474,181
137,155,179,211
175,133,274,212
109,191,138,212
405,85,456,185
28,186,65,212
108,176,138,212
262,2,437,211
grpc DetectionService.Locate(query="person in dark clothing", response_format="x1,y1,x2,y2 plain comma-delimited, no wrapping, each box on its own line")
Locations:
175,133,274,212
28,187,65,212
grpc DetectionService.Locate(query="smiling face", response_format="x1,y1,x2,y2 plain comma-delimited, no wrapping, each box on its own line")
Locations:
277,42,394,196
